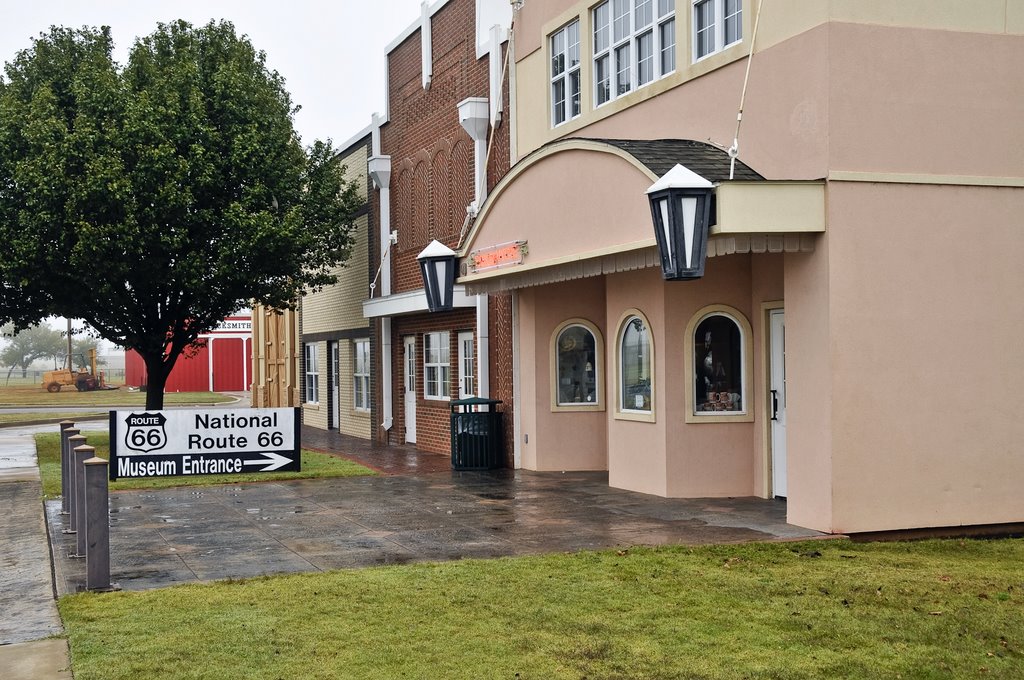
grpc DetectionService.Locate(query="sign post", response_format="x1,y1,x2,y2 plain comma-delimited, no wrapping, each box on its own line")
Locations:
109,407,300,480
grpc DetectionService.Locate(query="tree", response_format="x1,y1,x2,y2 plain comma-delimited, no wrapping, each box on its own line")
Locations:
0,21,360,409
0,324,66,381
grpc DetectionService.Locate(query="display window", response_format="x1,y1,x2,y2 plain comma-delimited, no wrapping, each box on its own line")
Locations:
553,321,602,408
684,305,753,423
616,311,655,420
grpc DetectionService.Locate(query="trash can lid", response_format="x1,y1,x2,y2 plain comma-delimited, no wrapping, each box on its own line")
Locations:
450,396,502,408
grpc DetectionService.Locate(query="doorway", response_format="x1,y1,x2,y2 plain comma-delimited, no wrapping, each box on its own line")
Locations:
769,309,787,498
328,341,340,430
403,336,417,444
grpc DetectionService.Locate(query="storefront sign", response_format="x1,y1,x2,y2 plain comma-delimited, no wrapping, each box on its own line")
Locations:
469,240,527,273
108,408,300,480
212,319,253,332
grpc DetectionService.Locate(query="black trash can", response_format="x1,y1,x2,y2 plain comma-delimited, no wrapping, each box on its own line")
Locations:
449,397,503,470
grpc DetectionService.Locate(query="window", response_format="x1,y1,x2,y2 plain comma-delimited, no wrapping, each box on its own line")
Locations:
684,304,753,423
618,313,653,415
550,19,581,126
423,331,451,400
304,343,319,404
555,323,600,407
593,0,675,107
693,0,742,61
353,339,370,412
458,331,475,398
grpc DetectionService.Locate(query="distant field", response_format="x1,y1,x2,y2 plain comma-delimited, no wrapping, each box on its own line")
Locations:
0,385,234,407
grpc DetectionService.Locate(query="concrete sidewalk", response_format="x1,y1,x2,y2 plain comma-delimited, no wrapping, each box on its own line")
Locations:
0,427,72,679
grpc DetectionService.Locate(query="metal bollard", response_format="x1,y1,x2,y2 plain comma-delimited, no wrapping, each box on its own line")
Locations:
71,444,92,558
64,434,87,535
58,421,75,515
84,456,113,591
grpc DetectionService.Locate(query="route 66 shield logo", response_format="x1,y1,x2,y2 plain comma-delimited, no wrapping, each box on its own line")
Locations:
124,412,168,453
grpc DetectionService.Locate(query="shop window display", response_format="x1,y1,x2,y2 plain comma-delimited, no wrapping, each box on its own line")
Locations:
556,325,598,405
620,315,652,412
694,313,743,413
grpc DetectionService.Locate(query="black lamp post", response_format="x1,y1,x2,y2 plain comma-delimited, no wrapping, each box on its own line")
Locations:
646,164,714,280
417,239,457,312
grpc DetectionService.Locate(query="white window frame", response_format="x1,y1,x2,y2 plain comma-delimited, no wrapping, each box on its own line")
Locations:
457,331,475,399
353,339,370,412
593,0,676,109
615,310,655,422
304,343,319,404
692,0,742,63
423,331,451,401
550,19,581,127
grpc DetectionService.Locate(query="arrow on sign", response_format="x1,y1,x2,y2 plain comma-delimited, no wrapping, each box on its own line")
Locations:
243,452,294,472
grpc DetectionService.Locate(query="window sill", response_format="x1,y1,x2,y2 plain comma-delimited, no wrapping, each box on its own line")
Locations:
685,411,753,424
303,403,321,411
614,409,655,423
552,403,605,413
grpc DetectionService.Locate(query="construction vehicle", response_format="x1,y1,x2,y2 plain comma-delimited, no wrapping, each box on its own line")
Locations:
42,348,118,393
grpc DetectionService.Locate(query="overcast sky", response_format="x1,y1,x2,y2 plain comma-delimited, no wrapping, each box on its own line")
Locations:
0,0,427,146
2,1,433,346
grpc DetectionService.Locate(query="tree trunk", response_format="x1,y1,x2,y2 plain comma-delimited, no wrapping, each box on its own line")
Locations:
141,353,170,411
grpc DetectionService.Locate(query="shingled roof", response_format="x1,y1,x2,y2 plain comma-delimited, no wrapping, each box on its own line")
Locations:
576,138,764,182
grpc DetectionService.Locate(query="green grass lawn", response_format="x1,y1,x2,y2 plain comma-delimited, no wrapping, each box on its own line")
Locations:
0,410,106,426
0,385,233,407
58,538,1023,679
35,431,376,497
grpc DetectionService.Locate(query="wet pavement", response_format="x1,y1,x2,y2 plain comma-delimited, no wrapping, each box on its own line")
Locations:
47,461,820,595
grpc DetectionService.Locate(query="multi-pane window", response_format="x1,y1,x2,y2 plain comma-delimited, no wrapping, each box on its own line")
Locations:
693,313,745,414
550,19,581,126
423,331,451,400
353,339,370,412
619,316,652,413
304,344,318,404
593,0,675,107
693,0,742,61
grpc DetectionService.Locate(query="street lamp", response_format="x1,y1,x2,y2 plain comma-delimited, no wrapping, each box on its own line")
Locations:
417,240,457,312
646,164,715,280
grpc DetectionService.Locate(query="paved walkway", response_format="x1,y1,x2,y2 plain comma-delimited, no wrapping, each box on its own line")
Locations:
2,419,823,677
0,426,75,678
47,431,821,594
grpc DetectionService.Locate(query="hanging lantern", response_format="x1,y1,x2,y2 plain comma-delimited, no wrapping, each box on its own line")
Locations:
417,240,458,312
646,164,715,280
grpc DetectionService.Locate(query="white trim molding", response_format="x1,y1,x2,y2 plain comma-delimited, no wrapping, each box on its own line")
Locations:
362,286,478,319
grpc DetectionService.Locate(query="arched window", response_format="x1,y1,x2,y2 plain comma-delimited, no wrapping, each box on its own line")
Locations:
553,322,601,409
685,305,753,422
618,313,653,416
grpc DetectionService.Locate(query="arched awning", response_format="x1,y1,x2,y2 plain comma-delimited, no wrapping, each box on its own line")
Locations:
458,138,823,293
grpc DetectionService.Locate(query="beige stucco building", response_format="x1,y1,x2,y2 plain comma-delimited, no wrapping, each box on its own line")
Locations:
299,131,374,439
459,0,1024,534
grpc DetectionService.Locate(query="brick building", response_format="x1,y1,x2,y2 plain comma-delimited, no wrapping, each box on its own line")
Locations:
363,0,515,459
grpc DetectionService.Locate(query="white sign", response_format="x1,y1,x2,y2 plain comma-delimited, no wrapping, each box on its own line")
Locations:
110,408,299,480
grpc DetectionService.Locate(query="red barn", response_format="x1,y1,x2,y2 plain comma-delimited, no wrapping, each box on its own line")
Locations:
125,314,253,393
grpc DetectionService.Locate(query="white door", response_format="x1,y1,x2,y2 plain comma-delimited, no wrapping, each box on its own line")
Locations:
403,336,417,444
769,310,787,498
457,331,475,399
329,341,340,429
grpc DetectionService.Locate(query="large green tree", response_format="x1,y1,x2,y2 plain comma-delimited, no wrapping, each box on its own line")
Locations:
0,21,360,409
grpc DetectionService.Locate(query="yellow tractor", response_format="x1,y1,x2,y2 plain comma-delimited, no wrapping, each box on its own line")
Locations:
42,348,116,393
